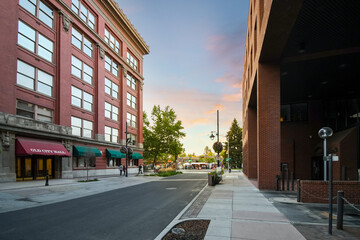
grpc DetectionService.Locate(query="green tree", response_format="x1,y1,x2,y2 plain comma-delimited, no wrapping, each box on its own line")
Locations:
224,118,243,168
143,105,185,169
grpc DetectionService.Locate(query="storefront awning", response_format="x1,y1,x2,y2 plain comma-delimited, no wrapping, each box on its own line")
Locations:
73,145,101,157
16,137,71,157
106,149,125,158
131,152,143,159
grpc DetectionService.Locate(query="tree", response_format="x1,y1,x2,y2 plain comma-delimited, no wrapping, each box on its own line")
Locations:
224,118,243,168
143,105,185,169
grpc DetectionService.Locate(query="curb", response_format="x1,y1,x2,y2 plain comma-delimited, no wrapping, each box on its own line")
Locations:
154,183,209,240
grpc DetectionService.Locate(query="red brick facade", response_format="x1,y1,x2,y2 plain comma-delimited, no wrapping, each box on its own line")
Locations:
0,0,149,181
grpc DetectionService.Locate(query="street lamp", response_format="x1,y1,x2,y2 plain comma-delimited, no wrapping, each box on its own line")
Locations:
318,127,333,235
209,110,222,171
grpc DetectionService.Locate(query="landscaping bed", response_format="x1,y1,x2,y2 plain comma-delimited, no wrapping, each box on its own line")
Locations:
162,220,210,240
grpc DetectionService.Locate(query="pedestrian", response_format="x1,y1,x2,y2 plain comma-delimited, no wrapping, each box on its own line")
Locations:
138,165,143,174
119,164,123,176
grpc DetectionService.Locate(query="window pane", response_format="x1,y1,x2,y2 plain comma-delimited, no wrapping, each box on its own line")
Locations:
17,60,35,78
83,129,92,138
83,64,93,76
83,72,92,84
37,114,52,123
80,3,87,22
39,34,53,51
18,21,36,52
83,120,92,130
71,96,81,107
71,116,81,127
38,70,53,86
38,46,52,62
72,126,81,136
72,28,82,49
71,86,81,97
71,0,79,14
19,0,36,15
83,92,92,102
83,102,92,111
39,1,53,28
38,82,52,96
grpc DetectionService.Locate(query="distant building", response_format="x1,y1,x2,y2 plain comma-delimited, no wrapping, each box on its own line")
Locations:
0,0,149,182
242,0,360,190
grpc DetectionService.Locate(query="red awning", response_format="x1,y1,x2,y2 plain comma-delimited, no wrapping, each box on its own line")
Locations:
16,137,71,157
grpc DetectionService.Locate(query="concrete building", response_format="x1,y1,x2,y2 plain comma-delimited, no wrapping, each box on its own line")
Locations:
242,0,360,190
0,0,149,182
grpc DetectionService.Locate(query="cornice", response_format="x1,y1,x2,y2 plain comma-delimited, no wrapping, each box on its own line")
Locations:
57,0,145,81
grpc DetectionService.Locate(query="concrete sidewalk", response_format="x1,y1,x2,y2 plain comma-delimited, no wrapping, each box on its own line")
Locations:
201,171,305,240
157,170,306,240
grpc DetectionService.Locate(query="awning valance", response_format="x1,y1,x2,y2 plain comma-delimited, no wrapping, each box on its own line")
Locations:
131,152,143,159
16,137,71,157
73,145,101,157
106,149,125,158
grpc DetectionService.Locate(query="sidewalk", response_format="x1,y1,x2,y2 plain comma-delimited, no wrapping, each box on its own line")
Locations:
157,170,306,240
0,173,158,213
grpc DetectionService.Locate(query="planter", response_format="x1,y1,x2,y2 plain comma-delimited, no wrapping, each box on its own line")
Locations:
208,174,215,186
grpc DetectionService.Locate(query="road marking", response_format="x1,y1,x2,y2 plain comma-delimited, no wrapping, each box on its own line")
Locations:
320,211,337,219
166,188,177,190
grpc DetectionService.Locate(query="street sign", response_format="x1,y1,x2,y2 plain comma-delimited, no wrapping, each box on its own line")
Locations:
226,158,231,162
216,155,220,161
188,159,191,162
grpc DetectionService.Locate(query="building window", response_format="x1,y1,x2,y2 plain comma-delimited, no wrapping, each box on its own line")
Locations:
127,93,137,109
16,100,53,123
126,74,136,91
107,158,120,167
281,103,308,122
105,55,119,76
104,28,120,54
19,0,54,28
127,113,136,128
71,116,93,138
127,52,138,71
73,157,96,168
127,133,136,146
105,78,119,99
71,0,95,30
105,126,118,143
71,55,93,84
18,21,54,62
105,102,119,121
72,28,93,57
71,86,93,112
17,60,53,97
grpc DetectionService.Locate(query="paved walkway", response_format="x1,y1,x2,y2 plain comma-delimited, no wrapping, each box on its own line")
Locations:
157,170,306,240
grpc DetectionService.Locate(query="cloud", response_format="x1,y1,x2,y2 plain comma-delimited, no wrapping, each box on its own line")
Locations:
205,104,225,115
222,92,242,102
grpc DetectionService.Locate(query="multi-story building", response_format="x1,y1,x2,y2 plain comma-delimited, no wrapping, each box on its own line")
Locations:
242,0,360,190
0,0,149,182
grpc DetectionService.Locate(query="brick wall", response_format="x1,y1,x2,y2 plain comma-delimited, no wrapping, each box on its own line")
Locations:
300,180,360,204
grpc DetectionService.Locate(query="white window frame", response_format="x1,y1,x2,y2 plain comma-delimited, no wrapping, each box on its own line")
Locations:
105,55,119,76
127,113,137,128
19,0,54,28
16,99,53,123
105,77,119,99
18,20,54,62
127,52,138,71
126,74,137,91
71,86,93,112
105,126,119,143
105,102,119,121
71,0,95,30
127,92,137,109
72,28,93,57
17,59,53,97
71,55,93,84
71,116,93,138
104,28,120,54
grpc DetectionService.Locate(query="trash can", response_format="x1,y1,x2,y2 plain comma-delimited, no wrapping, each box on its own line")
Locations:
208,174,215,186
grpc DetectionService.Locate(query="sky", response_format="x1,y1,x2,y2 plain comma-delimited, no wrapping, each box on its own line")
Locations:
116,0,249,155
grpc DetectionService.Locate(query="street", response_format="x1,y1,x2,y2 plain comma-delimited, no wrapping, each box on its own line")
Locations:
0,173,207,240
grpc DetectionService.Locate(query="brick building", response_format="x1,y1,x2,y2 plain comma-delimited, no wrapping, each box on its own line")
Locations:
0,0,149,182
242,0,360,190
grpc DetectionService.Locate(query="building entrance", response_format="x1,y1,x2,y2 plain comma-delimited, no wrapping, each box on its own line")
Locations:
16,156,54,181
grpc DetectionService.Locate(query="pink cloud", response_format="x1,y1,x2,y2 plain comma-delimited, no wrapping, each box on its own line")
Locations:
222,92,242,102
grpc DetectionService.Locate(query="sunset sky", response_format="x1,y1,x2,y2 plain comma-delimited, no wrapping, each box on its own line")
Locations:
117,0,249,155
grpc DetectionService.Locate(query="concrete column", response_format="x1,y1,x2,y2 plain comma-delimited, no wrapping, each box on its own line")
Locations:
257,63,281,189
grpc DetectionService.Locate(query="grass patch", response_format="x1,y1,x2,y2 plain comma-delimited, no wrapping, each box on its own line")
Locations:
146,168,182,177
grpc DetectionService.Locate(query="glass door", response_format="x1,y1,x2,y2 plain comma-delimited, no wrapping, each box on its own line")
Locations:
46,158,53,178
24,157,33,180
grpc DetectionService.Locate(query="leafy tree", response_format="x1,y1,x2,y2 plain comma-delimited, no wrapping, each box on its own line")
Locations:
143,105,185,169
224,118,243,168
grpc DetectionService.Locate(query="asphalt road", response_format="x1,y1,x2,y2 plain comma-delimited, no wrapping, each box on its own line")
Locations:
0,173,207,240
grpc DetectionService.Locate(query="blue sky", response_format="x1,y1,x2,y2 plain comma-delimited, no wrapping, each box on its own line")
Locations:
116,0,249,155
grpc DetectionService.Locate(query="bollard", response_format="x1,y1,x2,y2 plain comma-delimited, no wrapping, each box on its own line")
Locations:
275,175,280,191
281,171,285,191
291,172,294,191
45,170,49,186
286,169,290,191
297,179,301,202
337,191,344,230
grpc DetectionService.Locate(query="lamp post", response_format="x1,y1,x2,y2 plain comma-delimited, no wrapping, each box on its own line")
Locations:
318,127,333,235
125,122,129,177
210,110,222,170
